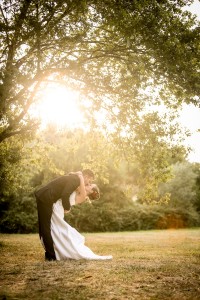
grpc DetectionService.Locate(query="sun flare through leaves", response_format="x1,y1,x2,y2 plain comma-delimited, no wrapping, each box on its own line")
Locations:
33,84,85,129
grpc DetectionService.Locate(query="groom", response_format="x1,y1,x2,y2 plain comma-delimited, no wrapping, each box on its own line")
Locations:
34,169,95,261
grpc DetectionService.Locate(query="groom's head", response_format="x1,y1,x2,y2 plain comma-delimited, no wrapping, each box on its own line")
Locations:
82,169,95,185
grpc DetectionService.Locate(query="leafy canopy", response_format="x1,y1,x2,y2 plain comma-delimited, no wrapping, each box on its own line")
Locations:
0,0,199,201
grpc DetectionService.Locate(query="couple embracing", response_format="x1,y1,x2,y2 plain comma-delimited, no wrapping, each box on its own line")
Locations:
34,169,112,261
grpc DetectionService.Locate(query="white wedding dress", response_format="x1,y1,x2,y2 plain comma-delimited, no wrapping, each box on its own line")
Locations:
50,192,113,261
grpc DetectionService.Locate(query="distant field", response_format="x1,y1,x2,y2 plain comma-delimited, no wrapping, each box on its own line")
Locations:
0,229,200,300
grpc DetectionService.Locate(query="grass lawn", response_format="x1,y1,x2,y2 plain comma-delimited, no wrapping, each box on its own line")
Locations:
0,229,200,300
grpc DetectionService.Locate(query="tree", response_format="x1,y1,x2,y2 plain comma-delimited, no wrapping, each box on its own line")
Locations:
194,163,200,213
0,0,199,142
0,127,199,233
0,0,199,202
159,161,199,208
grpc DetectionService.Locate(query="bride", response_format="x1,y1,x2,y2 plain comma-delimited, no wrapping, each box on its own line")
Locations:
50,172,113,261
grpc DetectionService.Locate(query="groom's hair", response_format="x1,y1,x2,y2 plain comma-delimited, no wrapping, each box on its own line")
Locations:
82,169,95,178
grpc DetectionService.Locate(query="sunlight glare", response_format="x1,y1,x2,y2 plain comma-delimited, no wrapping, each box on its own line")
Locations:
36,85,84,129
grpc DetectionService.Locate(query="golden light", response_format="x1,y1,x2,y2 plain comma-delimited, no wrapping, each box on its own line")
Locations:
34,84,85,129
30,83,200,163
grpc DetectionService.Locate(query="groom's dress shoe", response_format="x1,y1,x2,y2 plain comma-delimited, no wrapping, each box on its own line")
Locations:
45,252,56,261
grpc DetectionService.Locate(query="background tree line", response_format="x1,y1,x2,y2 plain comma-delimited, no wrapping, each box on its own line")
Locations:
0,0,199,232
0,127,199,233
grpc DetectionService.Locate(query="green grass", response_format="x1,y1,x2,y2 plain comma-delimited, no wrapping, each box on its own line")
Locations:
0,229,200,300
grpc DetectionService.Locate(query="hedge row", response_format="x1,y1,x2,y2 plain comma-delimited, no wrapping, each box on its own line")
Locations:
0,197,199,233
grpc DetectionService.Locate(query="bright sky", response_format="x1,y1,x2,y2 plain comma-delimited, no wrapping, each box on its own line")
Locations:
181,0,200,162
184,0,200,19
179,104,200,163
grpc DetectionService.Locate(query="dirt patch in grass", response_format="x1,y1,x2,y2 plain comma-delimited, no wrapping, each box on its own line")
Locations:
0,229,200,299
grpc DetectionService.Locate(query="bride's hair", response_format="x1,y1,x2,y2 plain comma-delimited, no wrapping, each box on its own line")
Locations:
88,184,100,200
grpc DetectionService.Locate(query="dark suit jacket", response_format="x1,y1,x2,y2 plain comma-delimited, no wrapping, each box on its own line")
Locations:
35,174,80,210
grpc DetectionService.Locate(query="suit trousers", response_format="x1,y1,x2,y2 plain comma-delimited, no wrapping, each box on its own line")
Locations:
35,190,56,260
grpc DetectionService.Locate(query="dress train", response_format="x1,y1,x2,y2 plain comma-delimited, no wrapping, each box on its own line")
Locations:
50,193,113,261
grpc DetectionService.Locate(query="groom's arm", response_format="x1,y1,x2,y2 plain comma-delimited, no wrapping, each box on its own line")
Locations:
74,173,86,204
61,174,80,210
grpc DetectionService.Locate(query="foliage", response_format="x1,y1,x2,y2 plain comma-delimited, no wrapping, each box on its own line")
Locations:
1,0,199,205
0,196,38,233
1,127,200,233
159,161,199,208
66,200,200,232
66,181,200,233
0,137,27,225
0,132,59,232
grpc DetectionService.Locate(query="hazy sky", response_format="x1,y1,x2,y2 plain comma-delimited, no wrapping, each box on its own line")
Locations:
180,1,200,163
185,0,200,19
